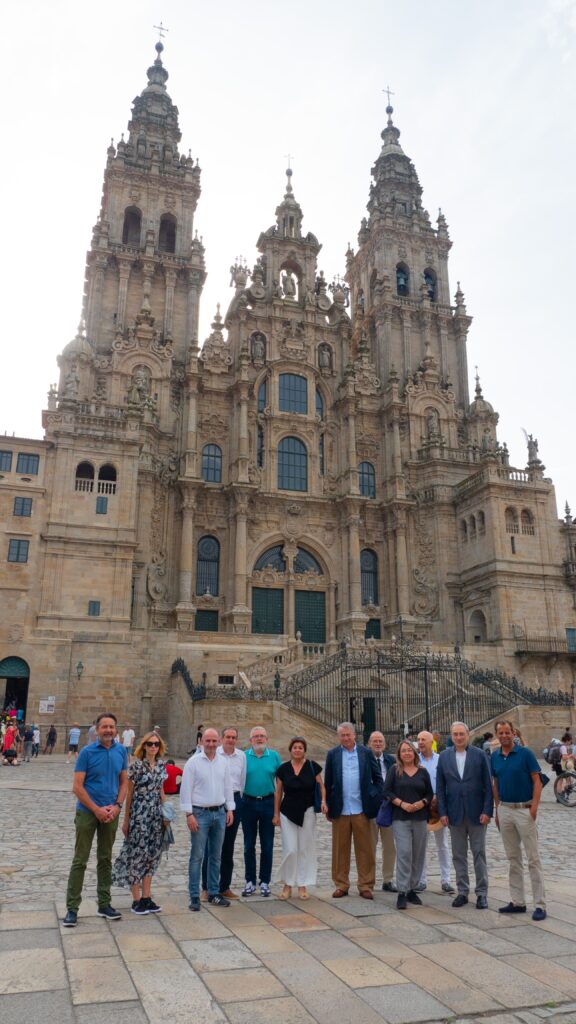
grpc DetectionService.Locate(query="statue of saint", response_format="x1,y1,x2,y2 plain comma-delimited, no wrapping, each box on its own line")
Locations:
318,344,332,370
251,332,266,360
282,272,296,298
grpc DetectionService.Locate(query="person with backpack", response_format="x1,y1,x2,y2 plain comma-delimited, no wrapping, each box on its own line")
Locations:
547,739,564,777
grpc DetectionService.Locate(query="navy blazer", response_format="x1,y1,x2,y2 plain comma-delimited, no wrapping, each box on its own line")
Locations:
324,743,384,820
436,744,494,825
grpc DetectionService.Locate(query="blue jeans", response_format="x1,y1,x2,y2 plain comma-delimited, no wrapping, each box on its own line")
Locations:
242,794,274,884
188,806,226,899
202,793,243,893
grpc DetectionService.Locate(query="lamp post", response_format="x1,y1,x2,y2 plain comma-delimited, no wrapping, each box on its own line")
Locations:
76,662,84,680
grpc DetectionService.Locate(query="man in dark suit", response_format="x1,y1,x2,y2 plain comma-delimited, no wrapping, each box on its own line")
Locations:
436,721,493,909
324,721,384,899
368,731,397,892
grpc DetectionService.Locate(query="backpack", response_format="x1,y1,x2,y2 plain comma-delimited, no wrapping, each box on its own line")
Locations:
548,745,562,765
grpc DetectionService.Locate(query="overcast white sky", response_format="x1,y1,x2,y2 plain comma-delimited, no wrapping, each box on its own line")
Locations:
3,0,574,514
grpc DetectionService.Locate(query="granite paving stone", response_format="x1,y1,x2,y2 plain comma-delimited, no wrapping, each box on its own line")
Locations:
268,911,329,932
0,910,57,930
0,947,67,994
359,981,452,1022
128,958,227,1023
322,954,408,987
0,927,61,951
556,958,576,974
226,924,300,953
74,1001,149,1023
395,952,500,1014
61,927,119,958
162,912,232,940
223,995,318,1024
495,926,575,958
341,925,423,963
435,921,527,955
289,927,371,959
202,967,286,1002
502,956,576,999
67,956,138,1004
115,930,183,962
419,941,565,1007
0,990,75,1020
181,936,261,971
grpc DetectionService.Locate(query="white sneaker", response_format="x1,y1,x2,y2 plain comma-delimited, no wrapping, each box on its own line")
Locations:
242,881,256,897
260,883,271,897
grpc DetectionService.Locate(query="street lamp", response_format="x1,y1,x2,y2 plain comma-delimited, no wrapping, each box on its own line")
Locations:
76,661,84,680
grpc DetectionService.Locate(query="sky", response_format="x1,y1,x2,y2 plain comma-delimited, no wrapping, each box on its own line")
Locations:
3,0,575,514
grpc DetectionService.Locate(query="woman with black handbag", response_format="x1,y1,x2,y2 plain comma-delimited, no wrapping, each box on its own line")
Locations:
382,740,433,909
273,736,326,900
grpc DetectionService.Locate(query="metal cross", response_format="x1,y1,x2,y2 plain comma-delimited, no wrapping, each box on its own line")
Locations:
284,152,294,169
153,21,169,40
383,85,395,106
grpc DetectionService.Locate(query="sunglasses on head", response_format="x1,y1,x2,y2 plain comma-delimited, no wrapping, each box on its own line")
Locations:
145,741,160,747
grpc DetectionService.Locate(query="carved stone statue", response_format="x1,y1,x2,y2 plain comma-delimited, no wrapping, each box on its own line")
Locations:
63,366,80,399
318,344,332,370
527,434,539,462
426,408,440,437
251,332,266,361
282,272,296,298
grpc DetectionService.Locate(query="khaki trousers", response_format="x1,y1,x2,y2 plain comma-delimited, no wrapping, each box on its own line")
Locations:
332,813,375,892
499,805,546,910
370,819,396,883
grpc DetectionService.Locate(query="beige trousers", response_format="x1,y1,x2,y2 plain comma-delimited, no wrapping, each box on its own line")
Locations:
499,805,546,909
370,819,396,883
331,813,375,892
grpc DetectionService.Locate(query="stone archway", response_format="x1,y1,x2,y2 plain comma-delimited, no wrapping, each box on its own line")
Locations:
250,543,328,642
0,656,30,719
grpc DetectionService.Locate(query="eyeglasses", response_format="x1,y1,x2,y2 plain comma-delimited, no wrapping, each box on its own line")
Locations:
145,741,160,747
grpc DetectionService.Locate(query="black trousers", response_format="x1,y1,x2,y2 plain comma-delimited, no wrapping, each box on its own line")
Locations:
202,792,243,892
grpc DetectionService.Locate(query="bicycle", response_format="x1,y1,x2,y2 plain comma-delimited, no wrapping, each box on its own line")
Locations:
554,770,576,807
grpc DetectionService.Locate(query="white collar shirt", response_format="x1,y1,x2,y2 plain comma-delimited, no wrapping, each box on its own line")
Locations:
216,745,247,794
420,750,439,792
455,749,467,778
180,748,234,813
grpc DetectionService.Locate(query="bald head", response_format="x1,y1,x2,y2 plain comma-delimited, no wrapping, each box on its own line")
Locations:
201,728,220,758
417,731,434,757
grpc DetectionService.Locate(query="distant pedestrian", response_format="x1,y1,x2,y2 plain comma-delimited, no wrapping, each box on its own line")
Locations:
87,721,97,745
382,740,433,909
23,724,34,762
44,724,57,754
67,723,81,764
121,724,136,762
163,759,183,795
241,726,281,898
273,736,325,900
32,725,40,757
368,731,397,892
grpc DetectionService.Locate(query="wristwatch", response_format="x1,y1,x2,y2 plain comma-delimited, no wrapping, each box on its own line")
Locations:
115,801,123,809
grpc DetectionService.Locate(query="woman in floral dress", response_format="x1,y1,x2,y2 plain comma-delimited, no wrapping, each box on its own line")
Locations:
112,730,167,914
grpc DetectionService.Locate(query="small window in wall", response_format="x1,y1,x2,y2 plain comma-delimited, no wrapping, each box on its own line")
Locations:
88,600,101,616
8,539,29,563
96,496,108,515
122,206,142,246
196,536,220,596
365,618,382,639
257,379,267,413
16,453,39,475
469,515,477,540
315,388,324,419
359,462,376,498
257,426,264,468
0,450,13,472
159,213,177,253
13,497,32,517
278,436,307,491
75,462,95,493
319,434,325,476
469,609,487,643
478,510,486,535
424,268,437,301
218,674,234,685
396,263,409,297
361,549,379,605
195,610,219,632
202,444,222,483
460,519,468,542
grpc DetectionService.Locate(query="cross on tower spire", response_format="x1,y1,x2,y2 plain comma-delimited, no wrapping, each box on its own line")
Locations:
153,21,169,41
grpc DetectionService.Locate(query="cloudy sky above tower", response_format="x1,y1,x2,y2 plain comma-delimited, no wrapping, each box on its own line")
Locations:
4,0,574,513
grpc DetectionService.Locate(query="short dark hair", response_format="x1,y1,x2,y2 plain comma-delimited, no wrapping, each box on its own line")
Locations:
222,726,238,738
96,712,117,726
166,758,175,765
288,736,307,752
495,720,514,732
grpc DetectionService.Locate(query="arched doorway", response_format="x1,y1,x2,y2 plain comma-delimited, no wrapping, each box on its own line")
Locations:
0,656,30,719
251,544,327,643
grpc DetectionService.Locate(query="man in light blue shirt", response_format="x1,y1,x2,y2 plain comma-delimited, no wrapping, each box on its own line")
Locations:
417,731,454,893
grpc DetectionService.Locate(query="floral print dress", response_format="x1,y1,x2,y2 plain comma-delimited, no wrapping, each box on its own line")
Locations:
112,758,167,886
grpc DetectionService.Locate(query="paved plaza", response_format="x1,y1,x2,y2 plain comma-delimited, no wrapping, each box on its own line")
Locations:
1,756,576,1024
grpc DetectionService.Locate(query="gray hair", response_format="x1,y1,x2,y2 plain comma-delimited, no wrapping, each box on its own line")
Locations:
337,722,356,733
451,721,469,733
249,725,267,739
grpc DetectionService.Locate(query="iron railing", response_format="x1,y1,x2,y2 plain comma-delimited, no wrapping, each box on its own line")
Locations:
171,658,206,702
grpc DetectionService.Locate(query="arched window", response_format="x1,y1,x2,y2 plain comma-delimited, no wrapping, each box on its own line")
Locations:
319,434,325,476
159,213,176,253
122,207,142,246
361,549,379,605
75,462,94,493
505,507,519,534
469,609,487,643
98,463,117,495
469,515,477,540
257,426,264,468
424,268,437,301
460,519,468,542
254,545,286,572
396,263,409,297
202,444,222,483
196,536,220,596
478,510,486,535
279,373,308,414
359,462,376,498
521,509,535,535
315,387,324,419
294,548,323,574
278,436,307,491
257,379,267,413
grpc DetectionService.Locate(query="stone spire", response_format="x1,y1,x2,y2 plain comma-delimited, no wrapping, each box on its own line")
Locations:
367,100,427,224
122,41,184,166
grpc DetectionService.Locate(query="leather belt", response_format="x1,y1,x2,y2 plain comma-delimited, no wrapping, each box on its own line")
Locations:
192,804,225,812
244,793,274,800
499,801,532,809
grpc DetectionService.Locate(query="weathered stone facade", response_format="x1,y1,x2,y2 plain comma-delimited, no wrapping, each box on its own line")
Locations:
1,46,575,742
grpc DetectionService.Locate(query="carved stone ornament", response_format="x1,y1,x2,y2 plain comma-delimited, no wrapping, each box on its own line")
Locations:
200,307,233,374
287,503,302,515
147,550,168,602
199,412,227,441
356,432,380,459
251,568,287,585
411,567,438,618
113,307,173,360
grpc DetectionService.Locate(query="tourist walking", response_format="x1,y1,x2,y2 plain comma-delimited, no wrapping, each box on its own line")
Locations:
241,726,281,897
63,712,128,927
382,740,434,909
201,725,246,900
491,719,546,921
324,722,384,900
32,724,40,757
273,736,326,900
121,723,136,762
44,724,57,754
67,723,81,764
368,731,397,892
22,724,34,762
112,731,168,915
181,728,234,911
436,721,493,909
416,730,454,893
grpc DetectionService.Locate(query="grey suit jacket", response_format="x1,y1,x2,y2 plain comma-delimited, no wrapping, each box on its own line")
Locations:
436,744,493,825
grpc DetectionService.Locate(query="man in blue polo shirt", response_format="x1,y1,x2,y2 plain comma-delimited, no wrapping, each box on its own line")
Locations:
241,725,281,897
491,719,546,921
63,712,128,927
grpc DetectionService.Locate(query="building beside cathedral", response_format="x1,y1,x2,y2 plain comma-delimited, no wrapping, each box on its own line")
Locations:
1,44,575,735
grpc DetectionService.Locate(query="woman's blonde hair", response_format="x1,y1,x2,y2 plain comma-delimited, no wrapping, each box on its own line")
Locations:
134,731,166,761
395,740,420,776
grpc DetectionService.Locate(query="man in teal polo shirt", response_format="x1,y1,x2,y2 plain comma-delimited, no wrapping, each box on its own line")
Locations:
63,712,128,927
241,725,281,897
491,720,546,921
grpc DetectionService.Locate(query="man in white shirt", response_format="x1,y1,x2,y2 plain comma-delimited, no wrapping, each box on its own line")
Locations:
121,725,135,762
201,725,247,900
181,728,234,911
416,731,454,894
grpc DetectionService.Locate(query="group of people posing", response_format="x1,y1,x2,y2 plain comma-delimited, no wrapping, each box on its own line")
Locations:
62,713,548,927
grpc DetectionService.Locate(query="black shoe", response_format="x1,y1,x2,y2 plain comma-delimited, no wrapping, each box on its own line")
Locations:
532,907,547,921
476,895,488,910
382,882,398,893
143,898,162,913
396,892,408,909
131,900,139,912
63,910,78,927
452,894,469,908
131,899,149,915
499,902,526,914
208,894,231,907
189,898,201,912
97,905,122,920
406,891,423,905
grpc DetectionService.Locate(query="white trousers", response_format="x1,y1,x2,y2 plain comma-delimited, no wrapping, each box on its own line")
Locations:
419,826,452,886
276,807,318,886
499,805,546,910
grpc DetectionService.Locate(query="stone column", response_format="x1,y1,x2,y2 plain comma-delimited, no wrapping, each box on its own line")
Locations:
164,268,177,338
87,255,107,342
237,383,250,483
395,509,410,616
287,572,295,639
186,271,202,347
178,493,196,606
327,581,337,648
231,492,251,633
184,379,199,477
116,261,131,330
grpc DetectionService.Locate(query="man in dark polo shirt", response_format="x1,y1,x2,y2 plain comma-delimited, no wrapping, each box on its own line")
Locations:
63,712,128,927
491,720,546,921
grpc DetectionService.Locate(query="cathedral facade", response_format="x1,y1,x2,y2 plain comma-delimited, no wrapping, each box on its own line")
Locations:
1,45,575,733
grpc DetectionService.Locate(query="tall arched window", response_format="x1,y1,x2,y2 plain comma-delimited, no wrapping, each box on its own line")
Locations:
460,519,468,542
478,510,486,535
505,507,519,534
396,263,409,297
469,609,487,643
279,373,307,414
202,444,222,483
424,268,437,301
257,379,267,413
254,546,286,572
257,426,264,468
315,387,324,419
359,462,376,498
122,207,142,246
278,436,307,491
521,509,535,535
159,213,176,253
294,548,323,574
98,464,117,495
196,536,220,596
469,515,477,540
361,549,379,605
75,462,95,493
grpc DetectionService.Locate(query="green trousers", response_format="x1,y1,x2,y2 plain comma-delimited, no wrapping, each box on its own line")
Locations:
66,810,119,911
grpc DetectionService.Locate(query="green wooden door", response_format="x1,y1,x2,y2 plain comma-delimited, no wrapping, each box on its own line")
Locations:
252,588,284,635
295,591,326,643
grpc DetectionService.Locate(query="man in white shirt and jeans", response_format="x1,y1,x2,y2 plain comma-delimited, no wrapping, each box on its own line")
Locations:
201,725,247,900
416,731,454,894
181,728,234,910
121,725,135,762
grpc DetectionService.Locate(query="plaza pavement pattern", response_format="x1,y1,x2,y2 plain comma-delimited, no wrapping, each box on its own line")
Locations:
1,757,576,1024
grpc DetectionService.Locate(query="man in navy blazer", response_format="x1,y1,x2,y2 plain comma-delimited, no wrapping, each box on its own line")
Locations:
436,721,493,909
324,722,384,899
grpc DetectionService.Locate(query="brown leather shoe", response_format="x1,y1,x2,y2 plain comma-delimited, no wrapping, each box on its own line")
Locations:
359,890,374,900
200,890,208,902
332,888,349,898
220,890,239,900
